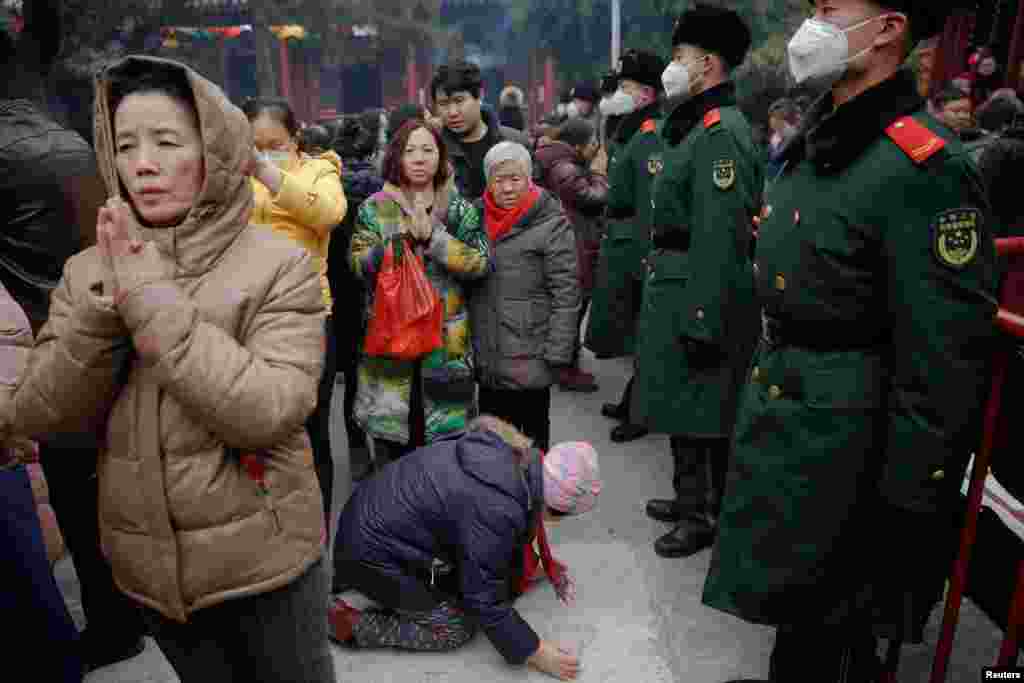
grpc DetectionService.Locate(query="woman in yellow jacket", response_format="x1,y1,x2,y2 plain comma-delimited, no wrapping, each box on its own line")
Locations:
243,97,347,536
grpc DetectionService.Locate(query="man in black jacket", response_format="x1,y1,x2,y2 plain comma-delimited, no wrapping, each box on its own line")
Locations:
431,61,529,200
1,1,145,673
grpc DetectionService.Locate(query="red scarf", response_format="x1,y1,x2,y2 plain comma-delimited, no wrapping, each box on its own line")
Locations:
484,184,541,243
517,451,575,605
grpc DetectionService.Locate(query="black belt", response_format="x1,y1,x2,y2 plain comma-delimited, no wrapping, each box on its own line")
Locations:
761,315,888,352
651,231,691,251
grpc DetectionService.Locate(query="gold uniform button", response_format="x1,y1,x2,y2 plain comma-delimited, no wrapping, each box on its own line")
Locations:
931,469,946,481
775,274,786,292
751,366,761,382
768,385,782,399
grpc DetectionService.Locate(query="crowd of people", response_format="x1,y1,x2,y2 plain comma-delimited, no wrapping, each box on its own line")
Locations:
4,0,1024,682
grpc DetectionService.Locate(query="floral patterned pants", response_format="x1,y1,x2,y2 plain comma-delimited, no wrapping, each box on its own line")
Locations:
352,601,476,651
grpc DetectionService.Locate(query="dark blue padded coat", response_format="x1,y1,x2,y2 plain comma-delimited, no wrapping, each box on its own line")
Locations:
337,429,544,664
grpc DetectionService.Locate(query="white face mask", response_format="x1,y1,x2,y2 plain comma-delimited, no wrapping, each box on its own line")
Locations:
661,56,708,100
566,101,581,119
787,14,890,87
264,150,294,169
599,90,638,117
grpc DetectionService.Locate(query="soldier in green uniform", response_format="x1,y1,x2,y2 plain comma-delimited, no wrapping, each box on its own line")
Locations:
701,2,999,681
585,50,667,443
631,6,762,559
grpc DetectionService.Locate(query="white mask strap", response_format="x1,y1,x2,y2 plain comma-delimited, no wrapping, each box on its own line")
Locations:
840,13,902,64
842,12,901,35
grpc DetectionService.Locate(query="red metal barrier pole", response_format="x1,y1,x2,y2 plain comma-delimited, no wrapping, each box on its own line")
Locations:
930,347,1010,683
931,303,1024,682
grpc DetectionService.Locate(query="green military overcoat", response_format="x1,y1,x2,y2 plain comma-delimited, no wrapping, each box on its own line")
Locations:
584,103,663,358
702,70,1000,641
630,83,762,437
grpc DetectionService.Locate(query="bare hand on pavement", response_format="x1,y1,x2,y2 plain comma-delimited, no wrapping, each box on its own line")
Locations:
528,639,581,681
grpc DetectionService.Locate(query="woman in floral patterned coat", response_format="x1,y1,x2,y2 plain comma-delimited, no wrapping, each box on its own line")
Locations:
349,119,491,463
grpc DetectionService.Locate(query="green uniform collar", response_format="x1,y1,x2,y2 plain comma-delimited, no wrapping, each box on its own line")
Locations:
781,68,925,174
612,101,663,145
662,82,736,147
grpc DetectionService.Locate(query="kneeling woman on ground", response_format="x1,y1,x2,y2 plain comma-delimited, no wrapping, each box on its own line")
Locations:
330,415,602,681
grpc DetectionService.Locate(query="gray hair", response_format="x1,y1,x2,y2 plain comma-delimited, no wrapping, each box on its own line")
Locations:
484,141,532,183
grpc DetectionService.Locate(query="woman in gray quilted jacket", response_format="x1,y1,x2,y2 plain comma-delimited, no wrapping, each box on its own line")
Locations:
469,142,580,451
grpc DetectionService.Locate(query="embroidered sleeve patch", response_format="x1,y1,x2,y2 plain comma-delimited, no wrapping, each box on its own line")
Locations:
641,119,657,134
932,208,981,269
647,155,664,176
713,159,736,190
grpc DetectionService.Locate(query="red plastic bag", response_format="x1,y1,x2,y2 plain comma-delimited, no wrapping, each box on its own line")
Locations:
363,236,443,360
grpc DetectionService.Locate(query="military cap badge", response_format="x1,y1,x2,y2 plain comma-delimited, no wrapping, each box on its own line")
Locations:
932,208,980,269
713,159,736,190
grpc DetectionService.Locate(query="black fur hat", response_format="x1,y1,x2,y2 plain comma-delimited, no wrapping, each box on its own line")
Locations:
617,49,667,90
671,4,751,68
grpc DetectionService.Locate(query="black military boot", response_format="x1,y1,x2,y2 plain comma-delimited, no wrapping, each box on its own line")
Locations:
654,440,718,558
645,498,686,523
602,376,636,421
647,436,704,524
611,422,649,442
654,512,715,558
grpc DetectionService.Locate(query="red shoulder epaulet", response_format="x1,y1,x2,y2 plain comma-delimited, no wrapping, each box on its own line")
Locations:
703,109,721,129
640,119,657,133
884,116,945,164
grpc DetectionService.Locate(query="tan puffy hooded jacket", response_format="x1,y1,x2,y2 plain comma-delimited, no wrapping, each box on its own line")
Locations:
7,56,326,623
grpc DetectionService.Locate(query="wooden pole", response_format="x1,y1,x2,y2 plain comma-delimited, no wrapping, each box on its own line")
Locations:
544,55,555,121
279,38,291,101
407,49,418,105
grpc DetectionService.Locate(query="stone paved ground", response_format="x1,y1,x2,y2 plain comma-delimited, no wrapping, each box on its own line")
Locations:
62,354,1012,682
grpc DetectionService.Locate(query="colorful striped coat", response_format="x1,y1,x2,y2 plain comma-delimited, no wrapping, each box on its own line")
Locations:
349,182,491,445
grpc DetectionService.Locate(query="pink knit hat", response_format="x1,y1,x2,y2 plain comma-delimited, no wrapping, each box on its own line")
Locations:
542,442,602,515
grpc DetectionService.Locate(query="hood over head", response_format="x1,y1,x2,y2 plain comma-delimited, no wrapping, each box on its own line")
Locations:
456,429,531,503
457,415,539,502
93,55,255,276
